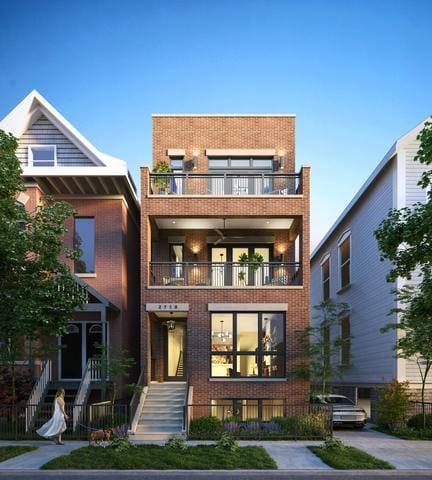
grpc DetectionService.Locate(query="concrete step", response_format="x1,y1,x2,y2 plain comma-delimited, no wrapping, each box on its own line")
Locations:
139,417,183,424
131,432,181,440
137,425,183,433
141,407,184,414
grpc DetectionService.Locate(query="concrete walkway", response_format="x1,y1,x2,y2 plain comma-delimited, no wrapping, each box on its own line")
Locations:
0,430,432,471
0,440,86,470
335,428,432,470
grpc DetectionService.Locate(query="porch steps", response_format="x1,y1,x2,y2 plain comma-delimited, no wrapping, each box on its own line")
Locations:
132,382,186,440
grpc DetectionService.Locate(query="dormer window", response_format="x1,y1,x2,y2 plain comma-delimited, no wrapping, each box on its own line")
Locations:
28,145,57,167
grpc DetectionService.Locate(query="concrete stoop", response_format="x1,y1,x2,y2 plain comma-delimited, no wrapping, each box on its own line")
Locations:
131,381,186,441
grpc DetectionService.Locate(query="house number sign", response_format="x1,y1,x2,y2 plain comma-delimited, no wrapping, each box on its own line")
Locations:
145,303,189,312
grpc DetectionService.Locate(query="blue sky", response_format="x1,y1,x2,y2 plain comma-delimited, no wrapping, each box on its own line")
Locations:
1,0,431,249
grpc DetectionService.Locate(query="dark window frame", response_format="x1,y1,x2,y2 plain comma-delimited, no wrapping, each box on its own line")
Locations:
73,216,95,274
210,311,286,378
321,257,330,300
208,156,274,170
210,398,285,420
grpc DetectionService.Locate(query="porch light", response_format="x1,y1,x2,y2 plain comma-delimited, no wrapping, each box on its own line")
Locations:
166,319,176,331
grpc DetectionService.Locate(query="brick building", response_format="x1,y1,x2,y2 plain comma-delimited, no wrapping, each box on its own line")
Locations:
137,114,311,438
0,91,140,414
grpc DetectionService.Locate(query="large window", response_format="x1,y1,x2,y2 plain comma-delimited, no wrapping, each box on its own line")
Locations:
338,232,351,289
211,312,285,378
208,157,273,170
340,316,351,366
74,217,95,273
211,398,284,421
321,255,330,300
28,145,56,167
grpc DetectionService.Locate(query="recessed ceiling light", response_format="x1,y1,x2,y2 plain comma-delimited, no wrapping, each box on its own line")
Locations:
266,221,270,224
172,220,176,224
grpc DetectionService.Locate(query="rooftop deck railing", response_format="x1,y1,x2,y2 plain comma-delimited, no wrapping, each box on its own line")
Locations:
149,172,302,196
149,261,301,287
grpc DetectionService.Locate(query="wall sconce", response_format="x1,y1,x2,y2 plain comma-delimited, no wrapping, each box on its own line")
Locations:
192,150,199,170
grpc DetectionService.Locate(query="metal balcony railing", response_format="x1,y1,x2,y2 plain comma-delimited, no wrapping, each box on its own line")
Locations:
149,262,301,287
149,173,302,196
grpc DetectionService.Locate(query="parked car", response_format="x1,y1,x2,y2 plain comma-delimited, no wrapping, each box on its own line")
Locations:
311,394,367,428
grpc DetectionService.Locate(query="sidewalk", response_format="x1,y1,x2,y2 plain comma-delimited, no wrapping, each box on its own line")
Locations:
0,440,86,470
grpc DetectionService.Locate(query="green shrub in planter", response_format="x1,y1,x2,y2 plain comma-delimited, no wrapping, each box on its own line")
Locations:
407,413,432,429
190,416,222,437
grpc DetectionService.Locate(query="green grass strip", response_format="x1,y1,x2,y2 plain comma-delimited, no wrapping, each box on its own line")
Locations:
43,445,277,470
0,446,37,463
308,446,395,470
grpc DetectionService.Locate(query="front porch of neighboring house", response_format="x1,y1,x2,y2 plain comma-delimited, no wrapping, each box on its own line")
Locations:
26,276,119,432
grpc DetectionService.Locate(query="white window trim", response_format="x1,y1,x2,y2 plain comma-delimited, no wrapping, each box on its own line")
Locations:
320,253,331,300
28,145,57,167
337,230,351,291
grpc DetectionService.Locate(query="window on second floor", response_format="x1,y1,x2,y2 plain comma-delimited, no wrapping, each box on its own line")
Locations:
28,145,57,167
321,255,330,300
74,217,95,274
340,316,351,366
338,232,351,289
208,157,273,170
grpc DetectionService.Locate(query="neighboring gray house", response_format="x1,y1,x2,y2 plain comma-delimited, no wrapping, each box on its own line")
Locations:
311,118,432,416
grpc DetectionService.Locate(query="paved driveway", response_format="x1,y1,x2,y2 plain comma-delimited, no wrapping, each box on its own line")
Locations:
335,428,432,470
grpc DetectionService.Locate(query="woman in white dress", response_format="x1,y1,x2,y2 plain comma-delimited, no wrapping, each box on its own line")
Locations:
36,389,69,445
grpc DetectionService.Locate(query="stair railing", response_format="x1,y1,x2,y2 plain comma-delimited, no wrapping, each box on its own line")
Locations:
73,358,101,431
129,369,148,434
176,350,183,377
183,374,193,434
25,359,52,432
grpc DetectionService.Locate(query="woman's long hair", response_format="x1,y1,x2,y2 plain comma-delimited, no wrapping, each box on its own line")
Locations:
55,388,65,399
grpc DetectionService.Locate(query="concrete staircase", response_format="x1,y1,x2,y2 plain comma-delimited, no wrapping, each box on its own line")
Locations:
133,382,186,440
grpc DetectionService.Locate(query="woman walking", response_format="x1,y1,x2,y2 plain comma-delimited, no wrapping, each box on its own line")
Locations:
36,389,68,445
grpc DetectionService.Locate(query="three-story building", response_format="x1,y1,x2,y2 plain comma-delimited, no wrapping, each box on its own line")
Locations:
137,114,311,438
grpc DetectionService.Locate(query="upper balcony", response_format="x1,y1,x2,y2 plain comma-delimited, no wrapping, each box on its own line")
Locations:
149,172,302,196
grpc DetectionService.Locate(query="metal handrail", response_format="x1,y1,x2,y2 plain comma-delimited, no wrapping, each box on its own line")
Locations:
129,368,147,433
149,172,302,196
149,261,301,287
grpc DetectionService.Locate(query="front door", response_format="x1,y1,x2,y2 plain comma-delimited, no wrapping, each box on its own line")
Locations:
59,322,105,380
164,321,186,380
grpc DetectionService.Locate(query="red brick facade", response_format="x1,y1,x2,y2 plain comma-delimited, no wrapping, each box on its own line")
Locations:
141,115,310,404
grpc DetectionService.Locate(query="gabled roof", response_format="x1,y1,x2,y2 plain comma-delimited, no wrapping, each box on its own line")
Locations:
311,116,431,260
73,274,119,312
0,90,138,206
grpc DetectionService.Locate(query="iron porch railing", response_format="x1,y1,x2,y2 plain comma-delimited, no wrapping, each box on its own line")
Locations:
149,172,302,196
149,261,301,287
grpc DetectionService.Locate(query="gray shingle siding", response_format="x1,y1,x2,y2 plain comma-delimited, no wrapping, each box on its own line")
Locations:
17,115,95,167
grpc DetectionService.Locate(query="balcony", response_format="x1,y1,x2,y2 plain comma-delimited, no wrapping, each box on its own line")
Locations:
149,261,301,287
149,173,302,196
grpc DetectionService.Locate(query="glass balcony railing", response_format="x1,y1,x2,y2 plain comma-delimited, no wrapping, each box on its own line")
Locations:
149,173,302,196
149,262,301,287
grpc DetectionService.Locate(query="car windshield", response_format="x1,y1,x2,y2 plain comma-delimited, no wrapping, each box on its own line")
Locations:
327,397,355,405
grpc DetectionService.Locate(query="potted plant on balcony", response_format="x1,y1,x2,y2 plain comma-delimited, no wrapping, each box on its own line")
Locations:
152,160,171,194
237,252,264,285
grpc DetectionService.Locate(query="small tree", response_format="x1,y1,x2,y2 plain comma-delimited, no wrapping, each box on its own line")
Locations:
376,380,412,430
0,130,87,403
94,343,138,406
381,275,432,428
293,299,351,395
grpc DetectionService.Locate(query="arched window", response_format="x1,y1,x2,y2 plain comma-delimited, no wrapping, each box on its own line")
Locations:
338,231,351,289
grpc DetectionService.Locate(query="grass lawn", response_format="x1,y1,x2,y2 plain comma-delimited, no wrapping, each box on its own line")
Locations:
0,446,37,463
43,445,277,470
308,446,394,470
374,426,432,440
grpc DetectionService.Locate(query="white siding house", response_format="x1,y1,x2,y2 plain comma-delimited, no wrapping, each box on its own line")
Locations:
311,118,432,414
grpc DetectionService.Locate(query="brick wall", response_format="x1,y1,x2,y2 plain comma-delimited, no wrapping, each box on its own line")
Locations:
141,115,310,404
152,115,296,172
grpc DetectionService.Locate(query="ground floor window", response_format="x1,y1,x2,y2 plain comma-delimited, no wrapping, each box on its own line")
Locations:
211,399,284,421
211,311,285,378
